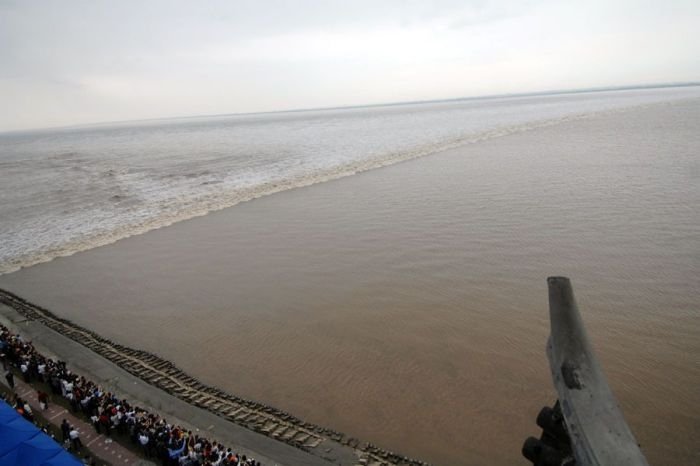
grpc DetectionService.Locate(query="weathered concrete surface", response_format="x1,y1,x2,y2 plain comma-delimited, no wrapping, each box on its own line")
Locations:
0,288,429,466
0,302,343,466
1,376,157,466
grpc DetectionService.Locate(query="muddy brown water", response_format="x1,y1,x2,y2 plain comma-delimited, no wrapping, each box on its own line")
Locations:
1,100,699,465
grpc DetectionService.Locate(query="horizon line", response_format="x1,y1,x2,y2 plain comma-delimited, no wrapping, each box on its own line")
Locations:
2,80,699,136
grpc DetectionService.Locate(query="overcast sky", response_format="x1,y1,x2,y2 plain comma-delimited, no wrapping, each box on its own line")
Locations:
1,0,698,131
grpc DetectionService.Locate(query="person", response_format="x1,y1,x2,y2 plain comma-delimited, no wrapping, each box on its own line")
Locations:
37,362,46,382
61,419,71,442
0,324,268,466
69,426,83,452
20,361,30,383
138,431,150,457
90,413,101,434
62,379,73,397
4,369,14,389
99,411,111,436
22,400,33,420
38,390,49,410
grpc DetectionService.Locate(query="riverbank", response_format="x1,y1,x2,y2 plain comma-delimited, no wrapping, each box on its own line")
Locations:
1,98,698,465
0,291,427,466
1,376,151,466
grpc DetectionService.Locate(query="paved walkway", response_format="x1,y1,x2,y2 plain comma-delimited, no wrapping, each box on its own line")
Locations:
0,304,336,466
2,376,154,466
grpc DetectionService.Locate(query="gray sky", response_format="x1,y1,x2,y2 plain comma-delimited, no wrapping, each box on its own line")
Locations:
1,0,698,131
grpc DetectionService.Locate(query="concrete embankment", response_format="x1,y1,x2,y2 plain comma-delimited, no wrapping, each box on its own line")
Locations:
0,289,428,466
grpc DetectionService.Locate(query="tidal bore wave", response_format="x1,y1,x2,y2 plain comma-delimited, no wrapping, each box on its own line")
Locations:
0,98,685,276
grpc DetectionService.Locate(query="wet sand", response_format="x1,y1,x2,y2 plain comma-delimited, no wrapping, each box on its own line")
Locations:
1,99,699,465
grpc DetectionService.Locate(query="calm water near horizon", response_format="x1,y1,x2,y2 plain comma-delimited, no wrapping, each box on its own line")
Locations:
1,87,699,275
1,88,699,465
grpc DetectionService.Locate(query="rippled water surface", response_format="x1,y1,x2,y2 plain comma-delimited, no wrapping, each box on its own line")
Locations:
1,89,699,465
1,87,699,274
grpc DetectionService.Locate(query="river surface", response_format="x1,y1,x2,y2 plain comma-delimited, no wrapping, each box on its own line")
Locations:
1,87,698,275
1,88,699,465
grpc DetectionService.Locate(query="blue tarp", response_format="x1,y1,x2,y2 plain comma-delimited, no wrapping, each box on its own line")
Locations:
0,416,40,456
0,400,82,466
0,402,18,422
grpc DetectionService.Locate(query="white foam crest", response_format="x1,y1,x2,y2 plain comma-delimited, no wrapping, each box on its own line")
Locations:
1,99,682,276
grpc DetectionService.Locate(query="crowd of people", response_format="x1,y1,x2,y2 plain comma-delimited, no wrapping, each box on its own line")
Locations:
1,324,264,466
0,389,98,466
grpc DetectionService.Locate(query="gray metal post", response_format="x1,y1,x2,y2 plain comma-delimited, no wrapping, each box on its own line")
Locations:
546,276,648,466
